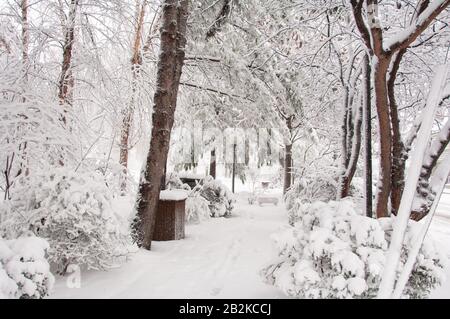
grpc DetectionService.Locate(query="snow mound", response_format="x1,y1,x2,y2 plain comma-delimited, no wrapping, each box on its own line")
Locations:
0,235,54,299
261,199,445,299
160,190,189,201
0,168,133,275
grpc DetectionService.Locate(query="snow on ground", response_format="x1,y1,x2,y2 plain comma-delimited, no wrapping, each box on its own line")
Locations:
51,194,286,299
51,189,450,299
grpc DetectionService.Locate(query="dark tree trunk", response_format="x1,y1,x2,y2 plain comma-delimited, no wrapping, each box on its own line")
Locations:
119,1,146,171
283,116,294,195
350,0,450,220
58,0,79,119
232,143,236,193
133,0,189,250
411,120,450,221
209,148,216,179
363,55,373,218
339,99,363,199
21,0,29,76
388,49,407,215
373,57,392,218
283,143,293,195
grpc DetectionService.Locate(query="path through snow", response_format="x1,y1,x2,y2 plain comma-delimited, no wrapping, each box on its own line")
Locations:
51,191,450,299
51,194,287,299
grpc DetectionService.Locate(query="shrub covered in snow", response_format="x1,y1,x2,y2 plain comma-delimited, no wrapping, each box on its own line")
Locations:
164,173,209,224
166,174,234,219
197,176,234,218
0,235,54,299
0,168,132,274
185,192,211,224
81,158,137,197
284,175,338,211
261,199,445,299
165,172,192,191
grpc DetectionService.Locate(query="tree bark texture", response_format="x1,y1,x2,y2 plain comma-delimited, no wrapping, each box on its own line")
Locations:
134,0,189,250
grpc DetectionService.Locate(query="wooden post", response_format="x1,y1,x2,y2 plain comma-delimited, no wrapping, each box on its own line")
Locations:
154,198,186,241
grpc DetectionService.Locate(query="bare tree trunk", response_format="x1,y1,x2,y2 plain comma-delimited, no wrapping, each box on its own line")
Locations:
58,0,79,123
388,49,407,215
283,116,294,195
363,54,373,218
134,0,189,250
350,0,450,221
18,0,30,176
209,148,216,179
232,143,236,193
206,0,232,39
411,119,450,221
21,0,29,78
119,0,147,171
339,98,363,199
283,143,293,195
373,57,392,218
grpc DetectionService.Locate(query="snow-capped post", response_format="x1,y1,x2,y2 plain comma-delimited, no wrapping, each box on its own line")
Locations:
154,190,188,241
377,66,448,299
134,0,190,250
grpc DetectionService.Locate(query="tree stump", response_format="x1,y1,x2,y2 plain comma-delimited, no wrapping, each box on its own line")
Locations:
154,191,187,241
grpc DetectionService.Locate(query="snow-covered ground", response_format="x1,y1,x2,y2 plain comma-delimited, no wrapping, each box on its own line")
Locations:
51,194,286,299
430,189,450,299
51,190,450,299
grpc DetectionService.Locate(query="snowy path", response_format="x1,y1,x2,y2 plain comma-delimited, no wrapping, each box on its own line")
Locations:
51,195,287,299
51,192,450,299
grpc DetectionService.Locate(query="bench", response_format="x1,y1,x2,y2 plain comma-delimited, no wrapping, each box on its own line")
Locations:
257,196,279,206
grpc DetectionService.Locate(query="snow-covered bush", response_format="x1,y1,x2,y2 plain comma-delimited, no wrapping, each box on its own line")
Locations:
0,168,132,274
0,235,54,299
261,199,445,299
186,193,211,224
80,158,137,198
166,172,191,191
197,176,234,218
284,175,338,211
166,174,234,219
164,173,209,223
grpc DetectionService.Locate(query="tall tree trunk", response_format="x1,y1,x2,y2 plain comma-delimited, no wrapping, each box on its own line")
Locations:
283,143,293,195
339,98,363,199
373,56,393,218
411,119,450,220
21,0,29,79
363,54,373,218
209,148,216,178
119,0,147,171
283,116,294,195
134,0,189,250
232,143,236,193
58,0,79,123
388,49,407,215
18,0,30,176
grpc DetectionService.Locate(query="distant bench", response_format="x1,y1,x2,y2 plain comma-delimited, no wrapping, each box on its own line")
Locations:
180,177,204,189
257,196,279,206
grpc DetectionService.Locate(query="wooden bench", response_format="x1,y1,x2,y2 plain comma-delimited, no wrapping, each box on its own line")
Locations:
257,196,279,206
